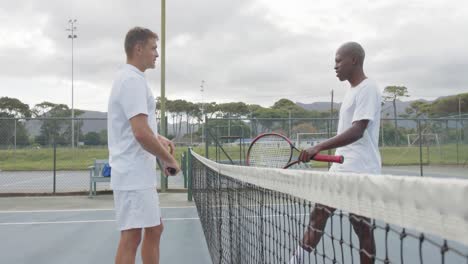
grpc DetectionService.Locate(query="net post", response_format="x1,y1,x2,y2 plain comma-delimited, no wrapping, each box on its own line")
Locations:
182,151,187,188
187,148,193,201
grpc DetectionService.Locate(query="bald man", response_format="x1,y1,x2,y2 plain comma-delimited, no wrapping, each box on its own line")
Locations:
291,42,381,264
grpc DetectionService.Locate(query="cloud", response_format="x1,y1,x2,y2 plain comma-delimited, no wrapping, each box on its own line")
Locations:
0,0,467,111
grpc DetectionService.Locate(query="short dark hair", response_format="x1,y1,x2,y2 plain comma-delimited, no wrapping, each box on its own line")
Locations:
339,42,365,66
124,27,158,57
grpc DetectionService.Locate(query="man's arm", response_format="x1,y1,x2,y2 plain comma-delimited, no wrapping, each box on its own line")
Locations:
129,114,180,174
299,120,369,162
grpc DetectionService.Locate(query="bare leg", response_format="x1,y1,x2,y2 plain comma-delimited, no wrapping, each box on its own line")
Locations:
141,223,164,264
115,228,142,264
350,214,375,264
301,204,335,252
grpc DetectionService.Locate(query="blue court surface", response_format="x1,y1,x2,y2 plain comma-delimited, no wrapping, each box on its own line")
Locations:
0,194,211,264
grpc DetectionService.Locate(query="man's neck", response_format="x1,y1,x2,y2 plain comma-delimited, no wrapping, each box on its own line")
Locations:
348,70,367,87
126,59,146,72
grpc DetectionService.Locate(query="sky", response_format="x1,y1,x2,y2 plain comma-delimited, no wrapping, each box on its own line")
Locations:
0,0,467,112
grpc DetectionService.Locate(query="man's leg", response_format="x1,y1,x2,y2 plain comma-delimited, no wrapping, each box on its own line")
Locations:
290,204,334,263
301,204,335,251
350,214,375,264
115,228,142,264
141,222,164,264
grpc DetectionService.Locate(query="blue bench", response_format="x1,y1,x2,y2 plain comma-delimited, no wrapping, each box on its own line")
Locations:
88,159,110,197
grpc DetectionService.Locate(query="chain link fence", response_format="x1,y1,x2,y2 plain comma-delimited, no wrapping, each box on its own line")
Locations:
0,117,185,195
1,117,466,194
204,117,468,177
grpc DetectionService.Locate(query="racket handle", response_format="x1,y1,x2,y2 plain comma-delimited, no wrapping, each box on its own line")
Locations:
312,154,344,164
167,167,177,175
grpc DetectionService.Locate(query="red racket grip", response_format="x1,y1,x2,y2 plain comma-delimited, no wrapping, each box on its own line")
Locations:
312,154,344,164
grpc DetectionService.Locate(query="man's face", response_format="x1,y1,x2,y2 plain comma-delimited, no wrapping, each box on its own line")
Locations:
139,38,159,70
334,49,354,82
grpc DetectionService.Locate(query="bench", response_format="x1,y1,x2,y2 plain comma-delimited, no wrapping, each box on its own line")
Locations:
88,159,110,197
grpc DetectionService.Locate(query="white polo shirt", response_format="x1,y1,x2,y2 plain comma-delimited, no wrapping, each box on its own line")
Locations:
330,79,382,174
107,64,158,190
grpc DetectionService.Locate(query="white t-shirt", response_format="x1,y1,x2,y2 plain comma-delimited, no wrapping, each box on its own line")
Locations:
107,64,158,190
330,79,382,174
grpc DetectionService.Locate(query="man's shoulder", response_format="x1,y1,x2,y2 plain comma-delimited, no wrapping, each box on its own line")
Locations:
117,68,144,82
360,78,378,88
113,70,146,91
357,79,381,95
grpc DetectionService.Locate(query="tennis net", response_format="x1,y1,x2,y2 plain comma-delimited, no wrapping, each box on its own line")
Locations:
189,150,468,264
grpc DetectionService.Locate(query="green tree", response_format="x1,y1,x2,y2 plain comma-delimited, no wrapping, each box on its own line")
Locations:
271,98,297,110
84,132,100,145
430,93,468,117
32,102,84,146
0,97,31,118
99,129,108,145
405,100,431,117
383,86,409,145
0,97,31,146
218,102,249,118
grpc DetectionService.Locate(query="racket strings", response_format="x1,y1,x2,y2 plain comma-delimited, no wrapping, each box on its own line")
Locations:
248,135,292,168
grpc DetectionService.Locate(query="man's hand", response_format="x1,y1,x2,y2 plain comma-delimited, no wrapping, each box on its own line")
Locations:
299,146,322,162
158,135,176,156
163,159,180,176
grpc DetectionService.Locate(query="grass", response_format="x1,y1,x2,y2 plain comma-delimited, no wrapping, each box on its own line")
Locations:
0,144,466,171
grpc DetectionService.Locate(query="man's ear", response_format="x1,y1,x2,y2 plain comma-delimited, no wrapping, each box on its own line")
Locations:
135,42,143,55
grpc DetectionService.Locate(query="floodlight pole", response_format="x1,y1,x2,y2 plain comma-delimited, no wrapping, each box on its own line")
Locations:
67,19,77,149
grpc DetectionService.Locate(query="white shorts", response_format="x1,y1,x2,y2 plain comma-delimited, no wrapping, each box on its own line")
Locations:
113,188,161,231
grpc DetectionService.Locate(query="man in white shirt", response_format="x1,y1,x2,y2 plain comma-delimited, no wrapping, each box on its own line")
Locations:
108,27,180,264
291,42,381,264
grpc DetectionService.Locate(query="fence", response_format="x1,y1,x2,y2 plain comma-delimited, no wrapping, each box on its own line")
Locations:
203,117,468,176
0,117,466,194
0,117,185,195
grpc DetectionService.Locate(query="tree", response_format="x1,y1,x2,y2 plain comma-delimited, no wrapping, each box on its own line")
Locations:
99,129,108,145
405,100,431,117
271,98,297,110
218,102,249,118
383,86,409,145
0,97,31,146
0,97,31,118
84,132,100,145
32,102,84,146
430,93,468,117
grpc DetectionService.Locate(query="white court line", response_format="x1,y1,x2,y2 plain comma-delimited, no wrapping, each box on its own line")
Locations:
0,206,196,214
0,217,200,226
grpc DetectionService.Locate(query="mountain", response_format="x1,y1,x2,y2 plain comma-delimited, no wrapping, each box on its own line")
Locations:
79,110,107,134
296,100,426,118
296,102,341,112
24,110,108,137
24,110,191,138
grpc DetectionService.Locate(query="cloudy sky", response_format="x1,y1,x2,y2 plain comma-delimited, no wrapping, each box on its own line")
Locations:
0,0,467,112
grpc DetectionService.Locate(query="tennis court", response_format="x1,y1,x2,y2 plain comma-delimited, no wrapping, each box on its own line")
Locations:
0,194,210,264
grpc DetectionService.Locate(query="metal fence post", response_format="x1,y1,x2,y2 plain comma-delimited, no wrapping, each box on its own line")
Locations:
418,119,423,176
204,116,209,158
53,133,57,193
187,148,193,201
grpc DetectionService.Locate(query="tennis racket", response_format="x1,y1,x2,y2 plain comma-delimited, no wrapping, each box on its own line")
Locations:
246,132,343,169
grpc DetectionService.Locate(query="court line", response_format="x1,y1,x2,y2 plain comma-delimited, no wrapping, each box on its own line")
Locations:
0,206,196,214
0,217,200,226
